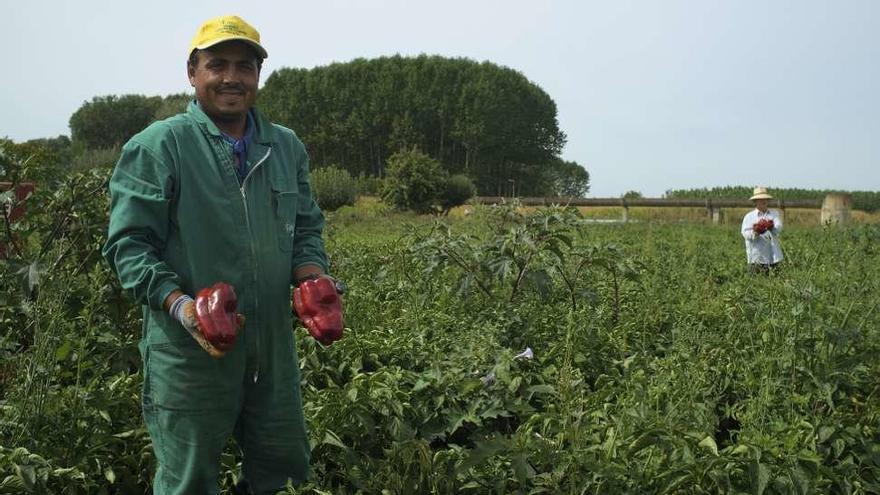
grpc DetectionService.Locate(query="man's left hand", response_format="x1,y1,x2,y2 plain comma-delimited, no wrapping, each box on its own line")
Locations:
293,275,344,345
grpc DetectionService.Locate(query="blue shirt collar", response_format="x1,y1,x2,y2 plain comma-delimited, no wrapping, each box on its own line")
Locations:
197,103,254,182
219,110,256,152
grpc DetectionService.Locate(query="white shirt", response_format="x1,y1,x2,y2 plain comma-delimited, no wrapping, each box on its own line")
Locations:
741,209,784,264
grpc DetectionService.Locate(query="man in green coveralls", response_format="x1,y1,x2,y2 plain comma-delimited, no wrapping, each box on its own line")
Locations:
103,15,335,494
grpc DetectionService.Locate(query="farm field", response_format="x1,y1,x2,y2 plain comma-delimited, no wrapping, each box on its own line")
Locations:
1,188,879,494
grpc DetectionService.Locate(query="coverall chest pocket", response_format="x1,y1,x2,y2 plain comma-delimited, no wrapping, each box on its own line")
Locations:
275,190,298,252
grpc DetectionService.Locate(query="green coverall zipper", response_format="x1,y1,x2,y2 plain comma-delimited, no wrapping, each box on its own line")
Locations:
240,147,272,383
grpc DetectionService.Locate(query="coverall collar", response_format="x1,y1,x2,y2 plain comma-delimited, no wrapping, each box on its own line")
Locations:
187,100,278,145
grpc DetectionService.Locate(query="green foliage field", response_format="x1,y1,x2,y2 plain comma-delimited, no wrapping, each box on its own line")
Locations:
1,143,879,494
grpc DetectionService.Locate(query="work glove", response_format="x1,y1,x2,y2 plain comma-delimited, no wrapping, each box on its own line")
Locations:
170,282,245,358
293,275,344,345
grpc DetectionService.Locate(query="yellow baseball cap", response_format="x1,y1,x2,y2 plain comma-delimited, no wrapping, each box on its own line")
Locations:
189,15,268,59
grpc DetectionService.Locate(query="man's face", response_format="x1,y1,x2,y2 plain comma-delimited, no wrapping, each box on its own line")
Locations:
755,199,769,212
188,41,260,124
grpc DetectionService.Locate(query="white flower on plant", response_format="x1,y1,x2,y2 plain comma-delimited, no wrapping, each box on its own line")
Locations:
480,372,496,386
514,347,534,360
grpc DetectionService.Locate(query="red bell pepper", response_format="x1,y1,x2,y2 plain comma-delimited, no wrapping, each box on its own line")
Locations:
195,282,240,351
753,218,775,234
293,276,344,345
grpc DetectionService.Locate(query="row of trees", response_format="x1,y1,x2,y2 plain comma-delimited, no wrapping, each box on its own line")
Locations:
68,94,190,150
665,186,880,212
259,55,588,197
65,55,590,198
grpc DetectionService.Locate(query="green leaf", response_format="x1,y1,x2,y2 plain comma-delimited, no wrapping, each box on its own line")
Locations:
506,375,522,393
0,475,26,490
817,425,835,443
52,467,79,477
797,452,821,474
113,429,139,439
523,269,552,299
749,460,770,495
732,444,750,455
14,464,36,491
627,428,664,454
511,453,536,482
660,472,692,495
15,262,40,299
458,378,482,395
104,467,116,484
698,435,719,456
446,412,466,434
346,387,358,403
526,384,555,395
54,340,73,361
479,405,509,420
459,436,506,472
791,467,810,495
321,430,348,450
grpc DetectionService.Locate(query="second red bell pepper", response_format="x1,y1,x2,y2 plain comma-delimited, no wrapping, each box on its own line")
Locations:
293,276,344,345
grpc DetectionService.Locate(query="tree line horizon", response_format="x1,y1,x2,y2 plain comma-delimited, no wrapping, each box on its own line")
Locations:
62,54,588,198
11,54,878,208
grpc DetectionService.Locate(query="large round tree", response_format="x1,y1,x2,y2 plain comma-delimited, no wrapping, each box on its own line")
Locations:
260,55,575,196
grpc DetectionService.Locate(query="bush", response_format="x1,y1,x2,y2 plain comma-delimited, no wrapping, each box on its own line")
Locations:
69,95,162,149
440,174,476,213
153,93,192,121
355,174,383,197
311,166,358,211
381,149,447,214
71,146,121,171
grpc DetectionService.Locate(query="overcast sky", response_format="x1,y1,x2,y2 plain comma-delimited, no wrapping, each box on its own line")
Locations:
5,0,878,197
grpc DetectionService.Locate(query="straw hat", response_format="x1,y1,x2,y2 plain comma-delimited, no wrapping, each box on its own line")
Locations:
749,186,773,201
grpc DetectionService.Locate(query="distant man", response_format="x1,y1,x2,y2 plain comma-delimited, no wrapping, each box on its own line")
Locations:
741,186,784,274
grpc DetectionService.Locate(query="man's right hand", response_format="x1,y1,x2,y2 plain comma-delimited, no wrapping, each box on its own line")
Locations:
165,290,233,358
179,300,228,358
